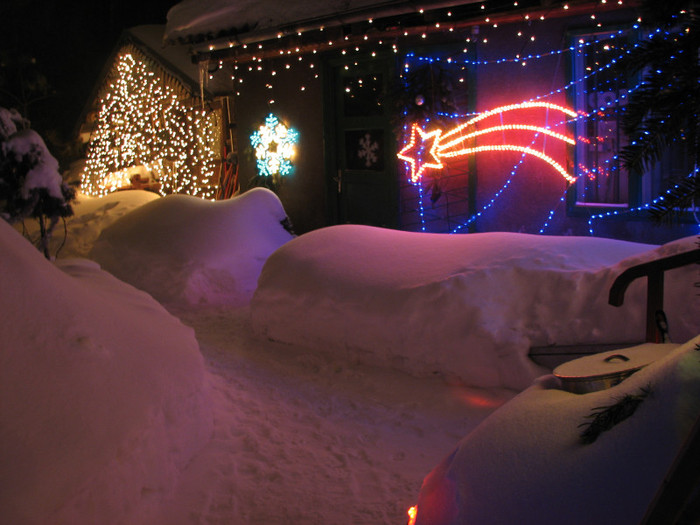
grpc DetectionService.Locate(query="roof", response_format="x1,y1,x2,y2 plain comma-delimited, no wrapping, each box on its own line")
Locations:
163,0,630,64
77,24,230,139
125,25,231,96
164,0,483,45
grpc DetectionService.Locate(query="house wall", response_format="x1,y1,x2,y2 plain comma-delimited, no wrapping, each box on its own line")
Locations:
224,6,697,243
395,8,696,243
469,16,576,236
230,57,327,234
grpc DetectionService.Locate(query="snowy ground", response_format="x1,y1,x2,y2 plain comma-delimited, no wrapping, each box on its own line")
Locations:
155,305,512,524
2,188,699,524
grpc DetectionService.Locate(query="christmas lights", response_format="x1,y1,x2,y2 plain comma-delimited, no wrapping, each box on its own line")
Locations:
407,506,418,525
401,25,675,234
196,1,694,236
398,102,577,184
81,52,221,199
587,171,699,235
250,113,299,179
397,125,443,182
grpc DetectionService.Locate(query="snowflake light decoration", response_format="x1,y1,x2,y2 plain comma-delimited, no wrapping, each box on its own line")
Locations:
250,113,299,179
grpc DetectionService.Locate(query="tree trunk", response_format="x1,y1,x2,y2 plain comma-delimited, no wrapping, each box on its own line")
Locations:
38,215,50,260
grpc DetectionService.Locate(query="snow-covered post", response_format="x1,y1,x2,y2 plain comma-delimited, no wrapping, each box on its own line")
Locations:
0,107,75,259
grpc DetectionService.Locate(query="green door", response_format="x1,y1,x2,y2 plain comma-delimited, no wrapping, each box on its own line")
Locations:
326,57,398,227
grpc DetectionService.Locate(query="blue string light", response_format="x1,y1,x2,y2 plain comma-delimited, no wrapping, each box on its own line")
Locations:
400,25,692,235
450,151,526,233
405,27,635,67
587,171,699,236
538,189,568,234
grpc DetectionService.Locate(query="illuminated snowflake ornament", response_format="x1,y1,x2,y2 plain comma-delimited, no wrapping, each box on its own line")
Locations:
250,113,299,180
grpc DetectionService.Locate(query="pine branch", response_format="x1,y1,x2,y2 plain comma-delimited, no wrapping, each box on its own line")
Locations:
619,6,700,189
579,386,652,445
649,174,700,222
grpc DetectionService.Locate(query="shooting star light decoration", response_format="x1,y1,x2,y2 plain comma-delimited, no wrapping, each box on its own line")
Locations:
398,101,578,184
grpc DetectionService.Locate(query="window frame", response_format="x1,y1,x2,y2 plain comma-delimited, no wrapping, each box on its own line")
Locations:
566,24,643,217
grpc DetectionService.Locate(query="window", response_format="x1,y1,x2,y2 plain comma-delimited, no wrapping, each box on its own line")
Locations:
572,27,695,216
571,29,633,208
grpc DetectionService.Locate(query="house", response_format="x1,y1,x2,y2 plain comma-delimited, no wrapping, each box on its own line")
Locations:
161,0,697,241
78,25,239,200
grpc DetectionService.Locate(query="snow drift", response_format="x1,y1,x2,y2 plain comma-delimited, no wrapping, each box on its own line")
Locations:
251,225,698,390
2,181,698,524
0,220,212,525
414,335,700,524
90,187,294,307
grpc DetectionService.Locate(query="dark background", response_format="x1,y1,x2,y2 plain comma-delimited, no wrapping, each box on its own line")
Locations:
0,0,179,163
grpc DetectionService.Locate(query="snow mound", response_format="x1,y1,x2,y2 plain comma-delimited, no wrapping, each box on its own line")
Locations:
251,226,698,390
0,220,212,525
414,335,700,524
90,187,294,307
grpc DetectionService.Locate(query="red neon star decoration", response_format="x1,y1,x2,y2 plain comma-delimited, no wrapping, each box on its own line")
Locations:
397,123,443,182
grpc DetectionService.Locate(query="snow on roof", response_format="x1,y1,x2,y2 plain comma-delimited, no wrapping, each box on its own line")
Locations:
165,0,480,44
166,0,391,42
126,25,231,96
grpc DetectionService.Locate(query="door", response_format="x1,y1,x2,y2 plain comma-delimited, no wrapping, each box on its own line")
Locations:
326,56,398,227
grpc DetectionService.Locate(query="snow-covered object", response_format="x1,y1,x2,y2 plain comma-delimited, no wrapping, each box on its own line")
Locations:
0,220,212,525
0,107,27,140
251,226,698,390
166,0,385,42
414,335,700,525
3,129,64,201
90,187,294,306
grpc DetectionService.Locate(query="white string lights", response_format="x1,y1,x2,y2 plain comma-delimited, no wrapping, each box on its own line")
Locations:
195,0,694,235
81,52,221,199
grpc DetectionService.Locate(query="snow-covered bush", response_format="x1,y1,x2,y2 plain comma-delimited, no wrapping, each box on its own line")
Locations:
90,187,295,307
0,107,75,258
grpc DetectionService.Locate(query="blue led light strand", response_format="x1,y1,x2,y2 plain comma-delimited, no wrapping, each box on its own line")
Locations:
538,189,569,234
587,171,699,236
400,26,690,235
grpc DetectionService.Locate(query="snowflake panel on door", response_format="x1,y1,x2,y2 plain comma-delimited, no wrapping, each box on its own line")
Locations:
345,129,384,171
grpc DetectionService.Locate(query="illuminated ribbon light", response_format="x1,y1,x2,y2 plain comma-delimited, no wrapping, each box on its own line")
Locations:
250,113,299,178
407,506,418,525
398,102,577,184
397,125,443,181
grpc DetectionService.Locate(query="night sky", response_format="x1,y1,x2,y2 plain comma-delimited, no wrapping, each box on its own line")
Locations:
0,0,179,159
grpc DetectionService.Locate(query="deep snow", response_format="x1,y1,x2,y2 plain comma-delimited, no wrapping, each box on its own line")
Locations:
415,337,700,525
252,225,698,390
0,219,211,525
1,188,699,524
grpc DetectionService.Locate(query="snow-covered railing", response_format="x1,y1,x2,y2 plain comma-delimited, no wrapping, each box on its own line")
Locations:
609,248,700,343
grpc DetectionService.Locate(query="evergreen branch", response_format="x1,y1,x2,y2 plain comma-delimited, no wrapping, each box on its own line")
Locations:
649,174,700,222
579,386,652,445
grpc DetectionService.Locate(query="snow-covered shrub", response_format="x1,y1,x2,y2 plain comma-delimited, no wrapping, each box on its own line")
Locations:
0,107,75,258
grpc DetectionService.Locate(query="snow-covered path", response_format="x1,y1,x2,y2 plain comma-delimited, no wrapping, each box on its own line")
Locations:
157,306,515,524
